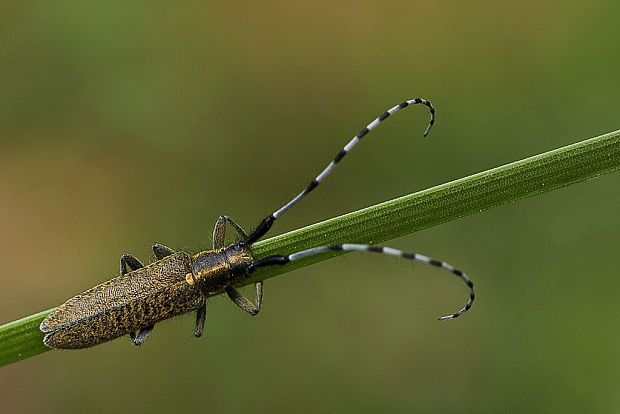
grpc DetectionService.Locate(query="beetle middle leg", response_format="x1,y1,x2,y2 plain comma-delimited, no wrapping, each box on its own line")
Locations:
195,303,206,338
213,215,249,249
152,243,175,260
130,325,154,346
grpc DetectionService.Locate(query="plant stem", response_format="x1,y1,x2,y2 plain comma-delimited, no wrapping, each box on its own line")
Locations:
246,129,620,283
1,129,619,367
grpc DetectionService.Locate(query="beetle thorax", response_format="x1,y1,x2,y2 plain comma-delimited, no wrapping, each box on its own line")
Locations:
190,245,253,295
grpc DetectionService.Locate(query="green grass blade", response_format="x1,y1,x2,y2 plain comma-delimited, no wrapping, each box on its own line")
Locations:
1,129,619,367
246,129,620,283
0,309,52,366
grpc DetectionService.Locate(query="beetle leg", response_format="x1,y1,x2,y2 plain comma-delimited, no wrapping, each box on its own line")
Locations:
195,303,206,338
152,243,175,260
120,253,144,276
130,325,154,346
213,215,249,249
225,282,263,316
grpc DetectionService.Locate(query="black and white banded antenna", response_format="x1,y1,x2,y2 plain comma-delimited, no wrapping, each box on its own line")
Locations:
244,98,435,245
243,98,475,320
249,244,474,321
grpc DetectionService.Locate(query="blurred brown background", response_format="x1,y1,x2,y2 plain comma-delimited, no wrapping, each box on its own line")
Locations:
1,1,619,412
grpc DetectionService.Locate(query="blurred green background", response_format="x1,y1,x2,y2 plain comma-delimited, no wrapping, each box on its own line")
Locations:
1,1,619,412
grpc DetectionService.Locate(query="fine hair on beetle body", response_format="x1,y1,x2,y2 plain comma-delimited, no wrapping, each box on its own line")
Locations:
40,98,475,350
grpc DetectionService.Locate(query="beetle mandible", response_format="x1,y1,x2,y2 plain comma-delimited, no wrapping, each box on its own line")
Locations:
40,98,475,349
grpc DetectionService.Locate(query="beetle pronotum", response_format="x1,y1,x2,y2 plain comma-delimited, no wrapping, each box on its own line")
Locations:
40,98,475,349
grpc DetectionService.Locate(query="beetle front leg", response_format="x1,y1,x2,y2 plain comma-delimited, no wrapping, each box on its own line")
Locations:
225,282,263,316
213,215,249,249
120,253,144,275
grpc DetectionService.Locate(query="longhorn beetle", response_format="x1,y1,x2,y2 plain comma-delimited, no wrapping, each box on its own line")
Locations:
40,98,475,350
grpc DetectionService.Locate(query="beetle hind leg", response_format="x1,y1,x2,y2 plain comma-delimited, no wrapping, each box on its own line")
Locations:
120,253,144,275
130,325,154,346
